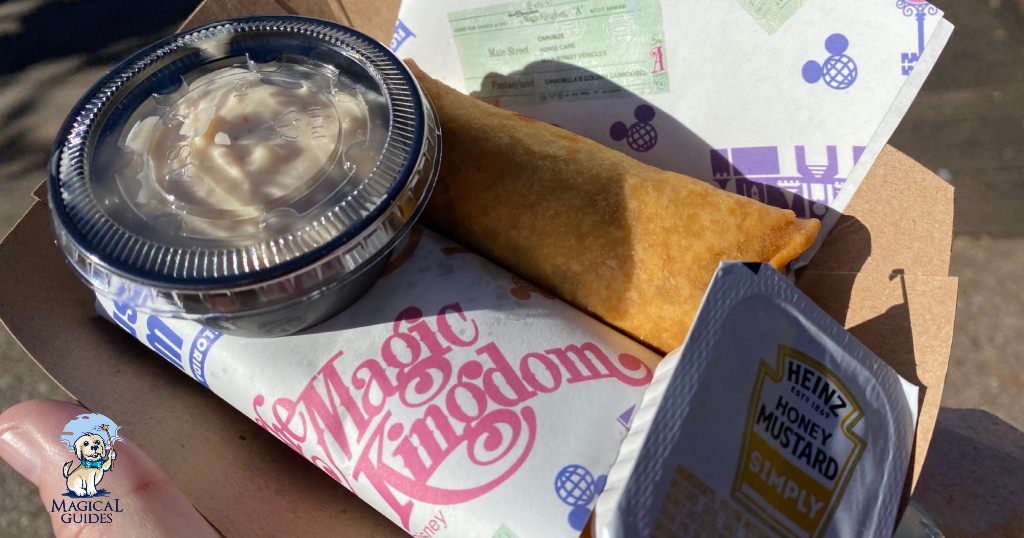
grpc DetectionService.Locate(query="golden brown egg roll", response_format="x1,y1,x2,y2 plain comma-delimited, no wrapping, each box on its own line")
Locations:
410,64,819,354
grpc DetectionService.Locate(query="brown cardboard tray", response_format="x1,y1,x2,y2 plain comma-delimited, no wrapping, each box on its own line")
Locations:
0,1,956,535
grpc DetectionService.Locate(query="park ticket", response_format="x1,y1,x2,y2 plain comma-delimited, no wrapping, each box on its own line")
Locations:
447,0,669,104
595,263,919,537
97,227,657,537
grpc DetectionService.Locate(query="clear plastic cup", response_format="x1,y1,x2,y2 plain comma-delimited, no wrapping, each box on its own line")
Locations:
48,16,441,336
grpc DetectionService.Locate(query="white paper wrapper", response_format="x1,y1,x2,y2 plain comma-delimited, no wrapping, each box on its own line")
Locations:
98,228,657,537
391,0,952,264
595,263,919,537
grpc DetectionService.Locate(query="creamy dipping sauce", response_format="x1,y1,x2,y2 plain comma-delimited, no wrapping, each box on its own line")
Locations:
116,62,385,241
50,17,441,336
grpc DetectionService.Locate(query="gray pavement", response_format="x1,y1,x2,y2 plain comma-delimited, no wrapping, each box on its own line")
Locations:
1,0,1022,536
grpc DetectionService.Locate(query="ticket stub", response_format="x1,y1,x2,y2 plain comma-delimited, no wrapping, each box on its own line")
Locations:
595,262,918,537
97,227,657,537
448,0,669,105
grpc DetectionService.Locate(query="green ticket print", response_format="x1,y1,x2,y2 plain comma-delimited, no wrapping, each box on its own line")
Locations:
735,0,805,34
448,0,669,105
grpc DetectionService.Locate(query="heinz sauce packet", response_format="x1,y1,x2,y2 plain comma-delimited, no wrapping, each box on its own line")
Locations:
595,262,918,537
96,227,656,537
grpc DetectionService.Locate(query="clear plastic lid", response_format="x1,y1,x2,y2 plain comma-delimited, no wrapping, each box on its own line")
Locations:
49,17,440,318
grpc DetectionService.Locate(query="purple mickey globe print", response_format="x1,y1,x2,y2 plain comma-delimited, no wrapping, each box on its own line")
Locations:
609,104,658,152
626,122,658,152
802,33,857,90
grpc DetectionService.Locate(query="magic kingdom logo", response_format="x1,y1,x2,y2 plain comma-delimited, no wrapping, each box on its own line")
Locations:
253,302,652,531
50,413,126,524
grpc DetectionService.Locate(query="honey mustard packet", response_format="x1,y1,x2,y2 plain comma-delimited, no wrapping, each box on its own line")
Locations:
595,262,918,538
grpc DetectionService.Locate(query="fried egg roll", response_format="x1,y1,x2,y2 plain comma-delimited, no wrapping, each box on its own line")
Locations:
410,64,820,354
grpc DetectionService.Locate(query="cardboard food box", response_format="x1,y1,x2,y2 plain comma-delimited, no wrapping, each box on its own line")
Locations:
0,0,956,536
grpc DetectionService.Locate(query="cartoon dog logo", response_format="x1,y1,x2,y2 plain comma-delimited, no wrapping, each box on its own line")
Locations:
59,413,123,497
